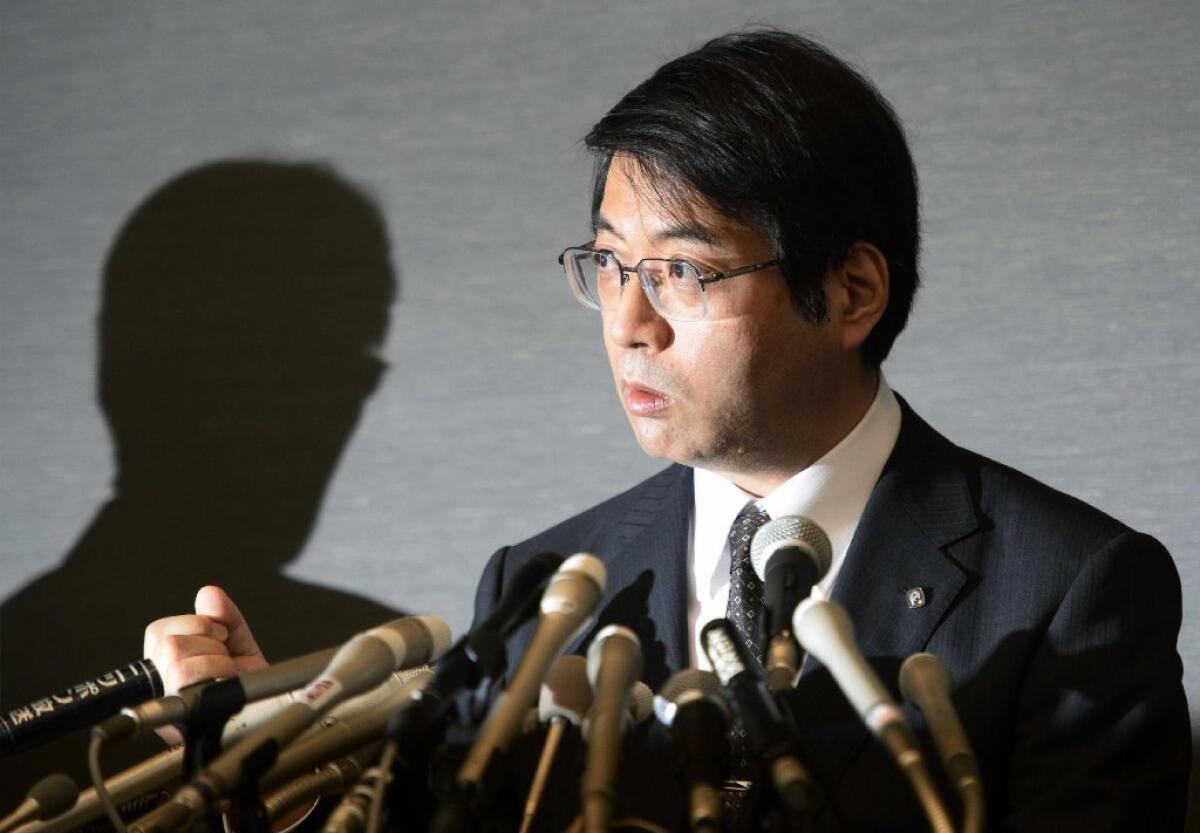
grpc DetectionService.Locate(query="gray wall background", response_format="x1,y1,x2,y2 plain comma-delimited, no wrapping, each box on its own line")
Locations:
2,0,1197,820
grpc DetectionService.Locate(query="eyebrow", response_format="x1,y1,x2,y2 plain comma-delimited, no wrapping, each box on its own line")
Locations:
591,211,723,248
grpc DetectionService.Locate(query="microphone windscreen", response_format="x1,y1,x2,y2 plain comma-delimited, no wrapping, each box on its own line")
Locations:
539,655,592,725
658,669,722,704
28,773,79,819
654,669,728,728
749,516,833,582
628,682,654,725
898,652,952,702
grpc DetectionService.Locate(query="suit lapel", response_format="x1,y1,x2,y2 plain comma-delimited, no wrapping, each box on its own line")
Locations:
581,464,694,689
795,399,980,788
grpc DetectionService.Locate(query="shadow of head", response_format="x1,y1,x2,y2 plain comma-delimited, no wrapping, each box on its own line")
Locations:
97,160,396,503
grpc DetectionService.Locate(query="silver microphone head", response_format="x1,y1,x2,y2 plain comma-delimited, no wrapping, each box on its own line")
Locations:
749,515,833,582
654,669,727,728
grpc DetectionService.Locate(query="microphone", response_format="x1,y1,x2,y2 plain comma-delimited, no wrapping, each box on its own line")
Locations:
259,666,432,793
99,645,339,742
518,655,593,833
749,516,833,693
700,618,819,820
627,681,653,725
462,552,568,676
128,616,451,833
263,754,367,824
384,554,565,833
299,668,432,833
30,668,432,833
22,748,181,833
900,653,985,833
1,660,161,756
581,625,642,833
653,670,730,833
392,552,564,743
0,774,79,833
539,655,593,725
456,554,606,795
791,599,953,833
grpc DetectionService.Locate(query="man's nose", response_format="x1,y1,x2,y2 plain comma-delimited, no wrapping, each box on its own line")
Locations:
608,275,673,352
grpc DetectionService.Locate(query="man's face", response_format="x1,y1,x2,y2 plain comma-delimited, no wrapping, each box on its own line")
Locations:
595,156,850,480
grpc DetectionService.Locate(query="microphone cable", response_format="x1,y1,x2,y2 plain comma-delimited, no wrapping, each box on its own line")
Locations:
86,730,127,833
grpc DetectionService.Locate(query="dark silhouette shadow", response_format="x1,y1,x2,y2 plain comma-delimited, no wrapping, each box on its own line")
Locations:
1188,738,1200,833
0,159,404,805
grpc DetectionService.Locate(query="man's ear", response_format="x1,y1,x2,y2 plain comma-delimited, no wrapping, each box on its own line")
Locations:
828,241,889,353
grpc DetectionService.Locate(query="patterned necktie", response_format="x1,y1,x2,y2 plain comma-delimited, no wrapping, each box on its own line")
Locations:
726,503,771,664
723,502,771,822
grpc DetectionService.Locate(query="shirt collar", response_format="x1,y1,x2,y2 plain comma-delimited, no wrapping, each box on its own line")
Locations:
692,374,901,597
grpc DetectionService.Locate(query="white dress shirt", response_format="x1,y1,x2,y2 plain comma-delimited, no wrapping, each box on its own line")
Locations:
687,375,902,668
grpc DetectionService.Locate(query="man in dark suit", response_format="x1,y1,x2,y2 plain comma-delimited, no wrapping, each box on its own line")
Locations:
141,28,1189,832
472,28,1191,832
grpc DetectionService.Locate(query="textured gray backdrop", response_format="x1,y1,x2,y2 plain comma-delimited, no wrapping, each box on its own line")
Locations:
2,0,1197,821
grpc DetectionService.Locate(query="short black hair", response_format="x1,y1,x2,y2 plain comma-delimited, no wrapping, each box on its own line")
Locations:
584,28,919,366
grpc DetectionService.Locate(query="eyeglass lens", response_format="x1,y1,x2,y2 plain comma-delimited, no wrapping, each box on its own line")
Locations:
567,249,706,321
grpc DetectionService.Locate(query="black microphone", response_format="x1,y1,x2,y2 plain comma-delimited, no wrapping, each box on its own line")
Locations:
653,670,730,833
398,551,564,724
1,660,161,756
580,625,642,833
749,516,832,694
457,554,607,795
700,618,819,821
0,774,79,833
384,553,564,833
97,645,340,743
470,552,569,658
429,556,606,833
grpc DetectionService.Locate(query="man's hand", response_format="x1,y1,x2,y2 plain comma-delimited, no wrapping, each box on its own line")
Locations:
143,585,269,743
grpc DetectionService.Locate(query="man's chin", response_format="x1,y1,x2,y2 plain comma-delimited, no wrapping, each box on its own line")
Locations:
628,419,705,468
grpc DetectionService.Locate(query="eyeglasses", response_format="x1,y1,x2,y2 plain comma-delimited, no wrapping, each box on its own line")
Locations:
557,245,782,322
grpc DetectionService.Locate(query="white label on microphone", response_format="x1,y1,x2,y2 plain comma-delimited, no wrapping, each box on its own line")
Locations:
702,625,744,685
297,675,343,711
541,596,578,616
865,701,905,734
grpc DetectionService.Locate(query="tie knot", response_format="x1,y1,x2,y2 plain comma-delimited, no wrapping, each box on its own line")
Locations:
729,504,771,552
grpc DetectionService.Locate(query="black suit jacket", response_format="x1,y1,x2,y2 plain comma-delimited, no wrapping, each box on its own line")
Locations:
473,400,1190,831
